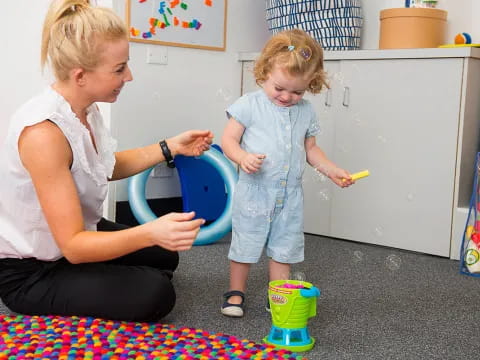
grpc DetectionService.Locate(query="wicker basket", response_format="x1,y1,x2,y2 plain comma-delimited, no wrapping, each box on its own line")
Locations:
265,0,363,51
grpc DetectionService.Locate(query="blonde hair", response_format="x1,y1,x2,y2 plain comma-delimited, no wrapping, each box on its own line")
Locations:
41,0,128,81
253,29,328,94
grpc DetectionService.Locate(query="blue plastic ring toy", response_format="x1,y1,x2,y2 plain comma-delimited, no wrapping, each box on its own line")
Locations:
128,147,238,245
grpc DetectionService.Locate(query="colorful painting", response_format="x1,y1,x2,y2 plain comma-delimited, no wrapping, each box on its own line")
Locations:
127,0,227,51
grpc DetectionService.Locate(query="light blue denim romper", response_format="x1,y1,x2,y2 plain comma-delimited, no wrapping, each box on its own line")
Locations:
226,89,321,264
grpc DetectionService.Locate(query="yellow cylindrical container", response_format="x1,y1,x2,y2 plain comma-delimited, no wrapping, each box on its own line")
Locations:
379,8,447,49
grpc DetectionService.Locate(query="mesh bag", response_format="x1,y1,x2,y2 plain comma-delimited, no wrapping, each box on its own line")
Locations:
460,152,480,277
265,0,363,51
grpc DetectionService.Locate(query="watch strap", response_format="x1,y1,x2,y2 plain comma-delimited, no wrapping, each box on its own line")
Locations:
159,140,175,168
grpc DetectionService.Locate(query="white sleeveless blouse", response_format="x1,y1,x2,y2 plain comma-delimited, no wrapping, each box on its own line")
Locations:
0,87,117,260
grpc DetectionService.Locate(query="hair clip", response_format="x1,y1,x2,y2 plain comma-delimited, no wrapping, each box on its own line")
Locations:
299,47,312,61
287,45,295,51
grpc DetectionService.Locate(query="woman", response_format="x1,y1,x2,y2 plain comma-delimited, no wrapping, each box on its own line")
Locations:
0,0,213,321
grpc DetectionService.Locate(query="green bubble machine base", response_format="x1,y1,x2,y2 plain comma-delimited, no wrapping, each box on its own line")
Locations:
263,279,321,352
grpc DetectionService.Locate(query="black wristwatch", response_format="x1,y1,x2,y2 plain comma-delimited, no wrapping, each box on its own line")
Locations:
159,140,175,168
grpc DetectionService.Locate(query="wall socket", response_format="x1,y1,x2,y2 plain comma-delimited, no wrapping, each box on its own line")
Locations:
146,46,168,65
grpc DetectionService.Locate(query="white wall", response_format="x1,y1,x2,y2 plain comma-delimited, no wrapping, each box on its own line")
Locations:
0,1,51,146
1,1,479,202
111,0,271,201
0,0,113,147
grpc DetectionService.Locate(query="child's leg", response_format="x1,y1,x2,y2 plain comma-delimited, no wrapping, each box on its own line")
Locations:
227,260,251,304
269,259,291,281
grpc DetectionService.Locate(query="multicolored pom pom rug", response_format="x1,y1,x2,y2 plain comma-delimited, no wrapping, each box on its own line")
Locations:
0,315,307,359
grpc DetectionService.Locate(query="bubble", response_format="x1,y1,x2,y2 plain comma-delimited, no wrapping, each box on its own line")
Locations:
333,71,345,85
406,193,415,201
352,113,362,126
351,63,360,74
309,122,321,134
263,157,275,168
337,144,349,154
317,189,330,201
373,227,384,237
353,250,364,262
294,142,304,151
246,203,259,217
313,168,328,183
377,135,387,144
291,271,306,282
152,92,161,100
385,254,402,271
215,88,232,102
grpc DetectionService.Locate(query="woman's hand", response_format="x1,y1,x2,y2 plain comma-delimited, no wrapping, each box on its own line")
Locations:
146,212,205,251
167,130,214,157
239,153,266,174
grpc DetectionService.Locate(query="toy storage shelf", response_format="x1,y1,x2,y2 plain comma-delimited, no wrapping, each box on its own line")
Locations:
239,48,480,259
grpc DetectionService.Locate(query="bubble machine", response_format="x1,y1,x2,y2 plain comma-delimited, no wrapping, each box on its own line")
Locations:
264,280,321,352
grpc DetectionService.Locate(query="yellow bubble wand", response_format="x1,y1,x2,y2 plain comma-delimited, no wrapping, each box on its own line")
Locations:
343,170,370,182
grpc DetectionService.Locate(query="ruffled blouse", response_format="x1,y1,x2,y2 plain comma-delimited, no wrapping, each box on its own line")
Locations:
0,86,117,260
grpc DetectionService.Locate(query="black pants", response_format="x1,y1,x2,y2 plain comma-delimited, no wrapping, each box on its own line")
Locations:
0,218,179,322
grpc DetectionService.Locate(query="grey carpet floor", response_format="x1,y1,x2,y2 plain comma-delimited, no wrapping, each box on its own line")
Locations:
2,234,480,359
169,234,480,360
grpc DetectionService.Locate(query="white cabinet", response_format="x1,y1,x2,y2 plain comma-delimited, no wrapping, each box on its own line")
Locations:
239,49,480,258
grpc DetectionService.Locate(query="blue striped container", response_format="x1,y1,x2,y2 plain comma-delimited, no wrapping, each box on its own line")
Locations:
266,0,363,51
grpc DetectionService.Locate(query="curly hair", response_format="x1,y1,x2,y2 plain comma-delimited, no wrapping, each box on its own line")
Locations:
253,29,328,94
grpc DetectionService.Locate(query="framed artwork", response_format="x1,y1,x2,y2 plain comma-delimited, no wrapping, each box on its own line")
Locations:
126,0,227,51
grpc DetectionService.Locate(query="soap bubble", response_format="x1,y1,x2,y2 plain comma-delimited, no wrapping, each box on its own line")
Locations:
246,203,259,217
263,157,275,168
406,193,415,202
294,141,304,151
377,135,387,144
291,271,306,282
309,122,321,134
317,189,330,201
333,71,345,85
215,88,232,102
313,168,328,183
373,227,384,237
385,254,402,271
352,113,362,126
278,271,290,280
353,250,364,263
337,144,349,154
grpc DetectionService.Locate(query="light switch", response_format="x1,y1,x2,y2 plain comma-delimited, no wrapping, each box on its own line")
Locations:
146,46,168,65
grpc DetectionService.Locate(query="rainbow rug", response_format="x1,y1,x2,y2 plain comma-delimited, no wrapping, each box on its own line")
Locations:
0,315,307,359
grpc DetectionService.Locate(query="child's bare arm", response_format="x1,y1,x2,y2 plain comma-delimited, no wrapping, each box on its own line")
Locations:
305,136,353,187
221,117,265,174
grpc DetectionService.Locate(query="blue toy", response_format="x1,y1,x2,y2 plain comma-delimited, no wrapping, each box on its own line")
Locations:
174,145,227,223
128,146,238,245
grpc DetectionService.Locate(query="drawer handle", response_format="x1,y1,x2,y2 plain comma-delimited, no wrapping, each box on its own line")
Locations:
325,88,332,107
342,86,350,107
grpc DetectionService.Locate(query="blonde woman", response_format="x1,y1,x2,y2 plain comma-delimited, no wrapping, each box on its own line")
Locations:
220,29,354,317
0,0,212,321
